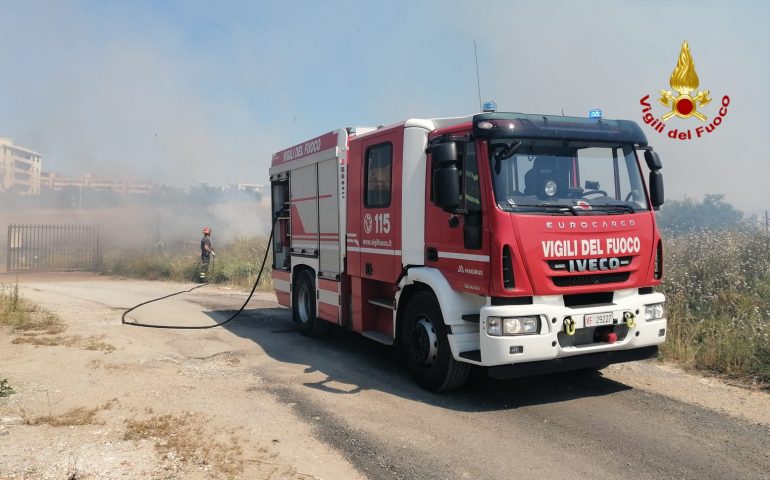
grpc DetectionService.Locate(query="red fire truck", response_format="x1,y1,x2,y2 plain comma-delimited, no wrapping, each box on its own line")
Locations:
269,110,666,392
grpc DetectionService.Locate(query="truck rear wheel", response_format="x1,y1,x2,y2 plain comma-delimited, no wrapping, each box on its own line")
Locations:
292,269,328,337
401,291,469,392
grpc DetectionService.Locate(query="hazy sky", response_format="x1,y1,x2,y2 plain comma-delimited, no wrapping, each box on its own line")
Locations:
1,1,768,213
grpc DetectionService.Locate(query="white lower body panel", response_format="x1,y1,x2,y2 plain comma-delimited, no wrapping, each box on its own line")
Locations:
447,289,666,367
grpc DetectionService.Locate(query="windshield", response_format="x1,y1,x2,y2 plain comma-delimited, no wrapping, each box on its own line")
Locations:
488,139,649,214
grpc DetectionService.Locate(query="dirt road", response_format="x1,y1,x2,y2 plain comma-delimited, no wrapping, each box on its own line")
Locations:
1,274,769,479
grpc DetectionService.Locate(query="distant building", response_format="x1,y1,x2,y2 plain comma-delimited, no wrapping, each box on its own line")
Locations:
40,172,155,194
235,183,265,194
0,138,42,195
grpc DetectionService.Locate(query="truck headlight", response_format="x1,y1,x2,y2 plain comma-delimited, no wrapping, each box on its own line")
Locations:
486,316,540,336
644,303,665,321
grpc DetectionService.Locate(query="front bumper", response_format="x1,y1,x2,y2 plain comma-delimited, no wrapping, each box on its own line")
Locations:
487,345,659,379
448,289,666,367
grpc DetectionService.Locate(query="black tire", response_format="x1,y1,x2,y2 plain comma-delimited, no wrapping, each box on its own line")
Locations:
292,269,328,337
401,291,470,392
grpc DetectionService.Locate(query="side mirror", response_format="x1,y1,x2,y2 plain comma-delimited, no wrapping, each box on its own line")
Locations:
432,142,458,164
644,150,663,171
431,142,461,211
649,170,664,210
434,165,460,211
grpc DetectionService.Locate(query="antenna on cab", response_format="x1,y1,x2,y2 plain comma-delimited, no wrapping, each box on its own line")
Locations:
474,39,482,111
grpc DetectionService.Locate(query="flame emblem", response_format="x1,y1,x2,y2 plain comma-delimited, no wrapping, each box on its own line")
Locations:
659,41,711,121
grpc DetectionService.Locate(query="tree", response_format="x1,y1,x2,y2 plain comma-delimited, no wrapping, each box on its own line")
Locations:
656,194,744,235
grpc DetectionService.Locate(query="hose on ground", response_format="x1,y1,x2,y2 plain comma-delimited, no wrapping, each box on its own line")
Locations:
121,216,276,329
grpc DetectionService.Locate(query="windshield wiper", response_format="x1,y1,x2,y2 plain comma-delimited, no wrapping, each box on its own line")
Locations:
502,201,637,215
507,203,578,215
590,204,636,214
538,203,578,215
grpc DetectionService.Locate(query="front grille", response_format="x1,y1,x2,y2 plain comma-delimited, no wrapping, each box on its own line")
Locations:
552,272,630,287
491,296,533,306
563,291,614,307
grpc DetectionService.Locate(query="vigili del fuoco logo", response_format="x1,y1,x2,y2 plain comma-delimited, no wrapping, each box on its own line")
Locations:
640,41,730,141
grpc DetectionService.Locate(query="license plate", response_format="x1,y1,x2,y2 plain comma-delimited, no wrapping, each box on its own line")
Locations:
584,312,614,327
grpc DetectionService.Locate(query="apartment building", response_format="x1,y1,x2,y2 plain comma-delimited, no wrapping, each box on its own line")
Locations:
0,138,42,195
40,172,155,194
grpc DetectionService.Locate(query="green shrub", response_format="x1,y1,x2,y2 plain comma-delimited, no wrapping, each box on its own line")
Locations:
0,378,13,397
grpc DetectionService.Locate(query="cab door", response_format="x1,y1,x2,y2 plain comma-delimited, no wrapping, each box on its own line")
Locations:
424,140,490,295
356,132,402,283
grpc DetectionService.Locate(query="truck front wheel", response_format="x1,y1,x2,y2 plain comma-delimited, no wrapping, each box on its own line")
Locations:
401,291,469,392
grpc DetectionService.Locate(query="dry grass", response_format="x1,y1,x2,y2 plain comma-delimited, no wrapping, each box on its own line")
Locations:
81,336,117,352
0,283,28,323
33,406,102,427
662,229,770,386
12,335,73,347
0,283,64,334
1,283,115,353
102,235,273,290
124,413,244,478
1,282,71,342
11,334,115,353
7,312,64,334
29,399,117,427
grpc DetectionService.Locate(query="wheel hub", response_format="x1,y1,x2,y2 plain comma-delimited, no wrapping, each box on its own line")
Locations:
408,317,438,368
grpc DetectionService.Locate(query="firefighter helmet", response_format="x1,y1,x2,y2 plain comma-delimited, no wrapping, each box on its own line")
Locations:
202,227,212,235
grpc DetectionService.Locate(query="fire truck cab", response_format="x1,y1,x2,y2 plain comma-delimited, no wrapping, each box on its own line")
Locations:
269,111,666,392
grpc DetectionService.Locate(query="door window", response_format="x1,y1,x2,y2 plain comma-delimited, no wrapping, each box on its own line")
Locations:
462,143,482,249
364,143,392,208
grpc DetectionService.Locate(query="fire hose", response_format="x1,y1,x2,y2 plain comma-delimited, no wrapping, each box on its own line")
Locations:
121,216,276,330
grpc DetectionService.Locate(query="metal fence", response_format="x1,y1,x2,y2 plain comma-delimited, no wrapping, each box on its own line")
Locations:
6,224,101,272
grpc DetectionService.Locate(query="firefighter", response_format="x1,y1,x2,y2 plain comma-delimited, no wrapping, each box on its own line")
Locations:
199,227,215,281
